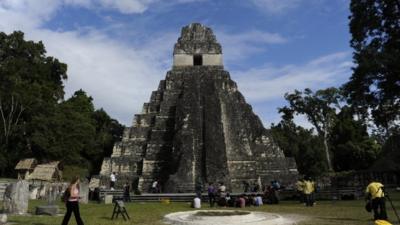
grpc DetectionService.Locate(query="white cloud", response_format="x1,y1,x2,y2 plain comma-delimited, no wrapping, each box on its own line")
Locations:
63,0,155,14
64,0,92,7
231,52,352,128
250,0,302,14
217,30,287,63
0,0,61,31
96,0,154,14
64,0,206,14
235,52,351,129
233,51,352,103
0,0,175,125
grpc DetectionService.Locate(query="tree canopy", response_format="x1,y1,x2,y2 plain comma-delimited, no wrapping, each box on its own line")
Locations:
344,0,400,134
0,31,123,177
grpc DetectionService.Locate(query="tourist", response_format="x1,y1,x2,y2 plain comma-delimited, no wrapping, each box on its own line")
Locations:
243,194,251,206
268,181,280,204
110,172,116,190
255,194,263,206
365,180,387,220
192,195,201,209
151,179,159,193
61,176,84,225
243,181,250,193
207,182,216,207
218,182,226,198
225,193,234,207
250,194,257,206
123,182,131,202
195,180,203,197
303,177,315,207
236,195,245,208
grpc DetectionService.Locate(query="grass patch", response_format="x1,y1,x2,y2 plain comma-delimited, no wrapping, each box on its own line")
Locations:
3,192,400,225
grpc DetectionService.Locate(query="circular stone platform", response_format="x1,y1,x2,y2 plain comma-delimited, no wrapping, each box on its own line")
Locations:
164,210,296,225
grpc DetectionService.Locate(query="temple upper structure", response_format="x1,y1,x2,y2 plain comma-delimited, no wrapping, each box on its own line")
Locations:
173,23,223,67
98,23,298,193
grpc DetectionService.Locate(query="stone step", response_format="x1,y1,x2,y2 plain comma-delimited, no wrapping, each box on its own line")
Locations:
98,188,363,202
0,182,10,201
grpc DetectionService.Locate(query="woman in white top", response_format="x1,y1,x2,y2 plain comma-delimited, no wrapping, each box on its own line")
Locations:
61,176,85,225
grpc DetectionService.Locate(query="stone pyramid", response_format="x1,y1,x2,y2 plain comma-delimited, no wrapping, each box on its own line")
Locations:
99,23,298,192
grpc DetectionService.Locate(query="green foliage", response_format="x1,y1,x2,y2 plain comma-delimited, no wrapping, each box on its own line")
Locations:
89,108,124,174
63,165,90,182
0,31,123,177
283,87,341,171
270,121,327,177
329,107,381,171
0,31,67,175
344,0,400,133
371,133,400,171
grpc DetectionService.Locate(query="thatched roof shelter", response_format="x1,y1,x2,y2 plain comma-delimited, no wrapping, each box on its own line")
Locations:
15,158,37,170
28,161,62,181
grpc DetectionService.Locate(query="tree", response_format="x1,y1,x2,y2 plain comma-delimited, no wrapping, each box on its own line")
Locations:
0,31,67,175
0,31,123,177
329,107,381,171
344,0,400,135
87,108,124,174
283,87,341,171
270,108,327,177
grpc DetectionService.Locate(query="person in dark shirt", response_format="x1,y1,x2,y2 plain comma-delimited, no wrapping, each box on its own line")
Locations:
207,182,216,207
123,182,131,202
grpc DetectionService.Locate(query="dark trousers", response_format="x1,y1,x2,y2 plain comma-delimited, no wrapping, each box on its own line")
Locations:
61,201,84,225
305,194,313,206
123,192,131,202
297,191,304,203
208,193,216,207
372,197,387,220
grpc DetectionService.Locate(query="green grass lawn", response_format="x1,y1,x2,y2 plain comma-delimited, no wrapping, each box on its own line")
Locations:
3,193,400,225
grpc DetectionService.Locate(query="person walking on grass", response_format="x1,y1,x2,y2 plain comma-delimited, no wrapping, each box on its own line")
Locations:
366,181,387,221
61,176,84,225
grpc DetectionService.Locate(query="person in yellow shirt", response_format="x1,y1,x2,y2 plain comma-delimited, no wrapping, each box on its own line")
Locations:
365,181,387,220
303,177,315,207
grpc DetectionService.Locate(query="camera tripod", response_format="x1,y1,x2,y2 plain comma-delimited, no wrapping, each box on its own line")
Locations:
385,191,400,224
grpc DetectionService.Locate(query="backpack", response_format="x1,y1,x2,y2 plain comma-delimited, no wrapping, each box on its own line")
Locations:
375,220,392,225
61,187,71,203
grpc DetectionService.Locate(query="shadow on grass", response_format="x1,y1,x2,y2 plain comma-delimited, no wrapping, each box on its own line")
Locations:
316,217,369,222
99,216,112,220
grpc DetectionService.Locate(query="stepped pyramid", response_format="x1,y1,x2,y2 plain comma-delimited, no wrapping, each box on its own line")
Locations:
99,23,298,192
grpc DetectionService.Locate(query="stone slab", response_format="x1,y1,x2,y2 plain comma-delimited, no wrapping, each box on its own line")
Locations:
35,205,59,216
3,181,29,215
104,195,113,204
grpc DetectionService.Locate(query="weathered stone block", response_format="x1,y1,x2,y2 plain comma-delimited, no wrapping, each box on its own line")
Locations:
3,180,29,214
104,195,113,204
0,213,7,224
35,205,59,216
79,180,89,204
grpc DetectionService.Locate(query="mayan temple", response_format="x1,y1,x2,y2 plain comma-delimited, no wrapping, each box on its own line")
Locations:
99,23,298,193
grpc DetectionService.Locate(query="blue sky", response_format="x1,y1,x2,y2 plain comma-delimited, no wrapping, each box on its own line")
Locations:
0,0,352,127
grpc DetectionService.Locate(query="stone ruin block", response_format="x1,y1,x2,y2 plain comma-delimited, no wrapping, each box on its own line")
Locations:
3,180,29,215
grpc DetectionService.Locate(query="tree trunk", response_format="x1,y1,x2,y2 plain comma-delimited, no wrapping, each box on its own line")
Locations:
323,131,333,171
